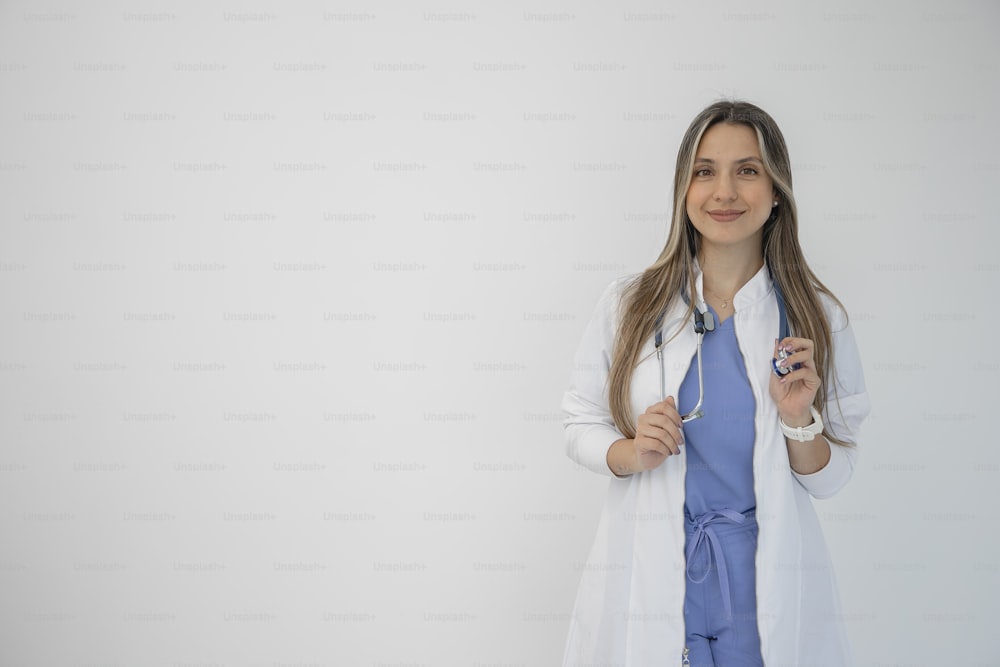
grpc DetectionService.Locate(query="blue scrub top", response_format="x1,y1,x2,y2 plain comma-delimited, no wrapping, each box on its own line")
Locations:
677,305,757,518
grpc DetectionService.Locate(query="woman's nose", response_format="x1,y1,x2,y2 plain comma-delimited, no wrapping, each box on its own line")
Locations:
713,175,737,201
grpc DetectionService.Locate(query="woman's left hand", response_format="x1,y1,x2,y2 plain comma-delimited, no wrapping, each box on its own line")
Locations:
768,337,821,426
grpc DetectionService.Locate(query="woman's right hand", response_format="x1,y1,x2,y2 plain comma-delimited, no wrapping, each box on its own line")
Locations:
633,396,685,471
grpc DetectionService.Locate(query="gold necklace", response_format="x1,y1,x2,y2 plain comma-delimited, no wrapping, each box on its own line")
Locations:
706,287,736,310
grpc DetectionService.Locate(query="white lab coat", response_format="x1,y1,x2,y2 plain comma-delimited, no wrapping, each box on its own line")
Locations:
561,264,871,667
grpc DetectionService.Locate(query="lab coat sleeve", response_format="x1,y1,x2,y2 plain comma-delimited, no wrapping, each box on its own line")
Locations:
561,278,630,478
791,303,872,499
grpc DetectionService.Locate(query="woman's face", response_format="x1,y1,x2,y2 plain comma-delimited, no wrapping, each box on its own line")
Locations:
685,122,776,256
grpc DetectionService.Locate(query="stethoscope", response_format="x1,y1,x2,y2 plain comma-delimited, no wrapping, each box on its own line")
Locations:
654,282,794,423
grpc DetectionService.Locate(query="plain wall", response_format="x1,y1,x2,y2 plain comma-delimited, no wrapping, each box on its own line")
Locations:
1,1,997,664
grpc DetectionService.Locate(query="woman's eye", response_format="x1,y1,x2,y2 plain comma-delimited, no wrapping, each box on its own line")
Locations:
694,168,712,177
739,166,758,175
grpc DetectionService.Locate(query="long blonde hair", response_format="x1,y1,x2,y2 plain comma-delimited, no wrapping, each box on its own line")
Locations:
608,100,850,445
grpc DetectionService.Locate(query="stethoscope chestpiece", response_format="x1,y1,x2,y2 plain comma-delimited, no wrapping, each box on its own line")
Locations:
771,346,802,378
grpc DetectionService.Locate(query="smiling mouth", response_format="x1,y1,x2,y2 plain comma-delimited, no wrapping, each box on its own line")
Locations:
708,210,745,221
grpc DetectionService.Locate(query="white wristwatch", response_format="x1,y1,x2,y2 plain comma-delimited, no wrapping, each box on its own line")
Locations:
779,406,824,442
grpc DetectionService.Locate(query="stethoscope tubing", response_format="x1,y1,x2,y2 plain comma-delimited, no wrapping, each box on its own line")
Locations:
657,332,705,423
652,280,792,424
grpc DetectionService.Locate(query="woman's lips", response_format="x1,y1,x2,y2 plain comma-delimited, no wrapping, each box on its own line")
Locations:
708,210,744,222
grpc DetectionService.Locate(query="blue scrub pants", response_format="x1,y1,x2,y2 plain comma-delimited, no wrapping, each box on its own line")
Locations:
683,508,763,667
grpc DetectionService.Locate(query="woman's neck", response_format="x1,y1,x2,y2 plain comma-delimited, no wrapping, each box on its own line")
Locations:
698,248,765,302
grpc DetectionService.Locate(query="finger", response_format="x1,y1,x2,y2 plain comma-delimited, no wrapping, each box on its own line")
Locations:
666,433,682,456
661,420,685,453
777,365,820,387
661,399,684,429
640,433,680,457
661,418,686,446
640,412,676,431
637,421,684,455
645,397,676,414
776,349,814,370
646,397,684,429
636,435,672,459
777,336,814,354
637,420,681,446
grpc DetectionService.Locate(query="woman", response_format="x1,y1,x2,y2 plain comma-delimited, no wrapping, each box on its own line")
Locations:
560,100,871,666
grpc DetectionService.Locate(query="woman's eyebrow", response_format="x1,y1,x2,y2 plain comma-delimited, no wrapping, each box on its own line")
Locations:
693,156,763,165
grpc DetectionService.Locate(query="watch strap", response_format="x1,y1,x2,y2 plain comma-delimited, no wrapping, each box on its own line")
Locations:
780,406,824,442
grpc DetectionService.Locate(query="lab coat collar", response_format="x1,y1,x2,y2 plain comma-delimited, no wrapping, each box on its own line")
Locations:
692,256,774,313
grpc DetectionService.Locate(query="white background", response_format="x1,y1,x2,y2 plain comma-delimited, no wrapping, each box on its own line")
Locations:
1,1,998,665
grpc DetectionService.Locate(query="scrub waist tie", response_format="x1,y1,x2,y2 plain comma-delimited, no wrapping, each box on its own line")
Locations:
684,507,757,622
